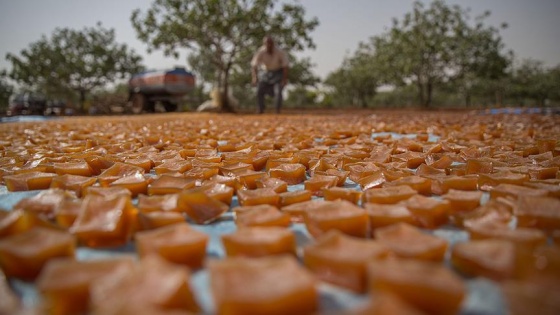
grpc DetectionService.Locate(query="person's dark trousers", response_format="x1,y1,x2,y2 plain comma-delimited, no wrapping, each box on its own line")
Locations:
257,81,283,114
273,82,283,113
257,69,284,114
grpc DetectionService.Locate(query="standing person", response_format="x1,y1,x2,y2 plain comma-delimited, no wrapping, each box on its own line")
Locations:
251,36,289,114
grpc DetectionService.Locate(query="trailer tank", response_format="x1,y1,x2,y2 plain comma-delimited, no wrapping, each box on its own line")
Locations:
128,67,196,113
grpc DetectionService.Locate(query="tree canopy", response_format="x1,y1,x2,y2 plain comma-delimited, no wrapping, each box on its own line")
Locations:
131,0,319,112
509,59,560,107
0,71,13,113
6,23,144,112
370,0,510,108
324,43,382,108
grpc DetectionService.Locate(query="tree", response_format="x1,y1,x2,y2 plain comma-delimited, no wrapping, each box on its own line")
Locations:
509,59,559,107
0,70,13,113
372,0,509,108
6,23,144,113
324,43,381,108
286,86,318,108
131,0,319,112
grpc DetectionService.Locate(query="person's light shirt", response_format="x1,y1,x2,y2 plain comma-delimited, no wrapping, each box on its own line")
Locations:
251,46,289,72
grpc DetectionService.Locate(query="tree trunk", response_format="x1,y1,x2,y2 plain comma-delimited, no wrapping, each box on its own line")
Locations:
417,82,425,108
79,89,86,114
465,93,471,108
425,82,433,108
220,68,236,113
360,92,368,109
363,92,375,109
495,90,503,107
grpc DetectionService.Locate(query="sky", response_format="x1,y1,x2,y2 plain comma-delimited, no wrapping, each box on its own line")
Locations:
0,0,559,80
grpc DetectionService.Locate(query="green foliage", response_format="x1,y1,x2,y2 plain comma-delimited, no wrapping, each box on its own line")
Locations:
90,83,130,114
286,86,318,108
324,43,381,108
508,59,560,106
6,23,144,113
371,0,510,108
0,70,13,114
370,85,418,108
131,0,319,112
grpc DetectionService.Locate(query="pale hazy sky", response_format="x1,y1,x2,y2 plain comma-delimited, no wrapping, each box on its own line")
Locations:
1,0,559,80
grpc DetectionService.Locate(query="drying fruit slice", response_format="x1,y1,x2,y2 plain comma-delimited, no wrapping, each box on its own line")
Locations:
70,194,136,248
439,175,478,194
4,172,57,191
479,172,530,190
368,258,465,315
219,162,254,176
523,181,560,198
357,170,386,190
55,199,83,228
234,204,291,228
97,162,145,187
0,209,29,237
255,177,288,193
456,199,513,228
489,183,548,200
279,190,312,207
187,183,234,205
222,227,296,257
384,176,432,196
314,168,349,186
528,166,558,180
466,222,547,250
136,223,208,269
154,159,192,175
442,189,483,213
237,188,280,207
50,174,97,197
501,280,560,315
138,211,186,230
515,195,560,230
304,174,338,196
83,186,132,198
36,257,134,315
365,203,417,232
362,185,417,204
52,161,93,177
323,187,363,204
451,239,515,281
90,255,200,314
304,200,369,238
405,195,450,228
0,227,75,280
137,193,180,213
303,230,390,292
109,174,150,197
84,155,117,175
13,188,75,220
124,157,153,172
183,167,219,181
177,191,229,224
341,292,427,315
147,175,196,195
235,170,267,190
209,255,318,315
374,223,448,261
269,163,307,185
281,200,327,223
465,158,493,175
